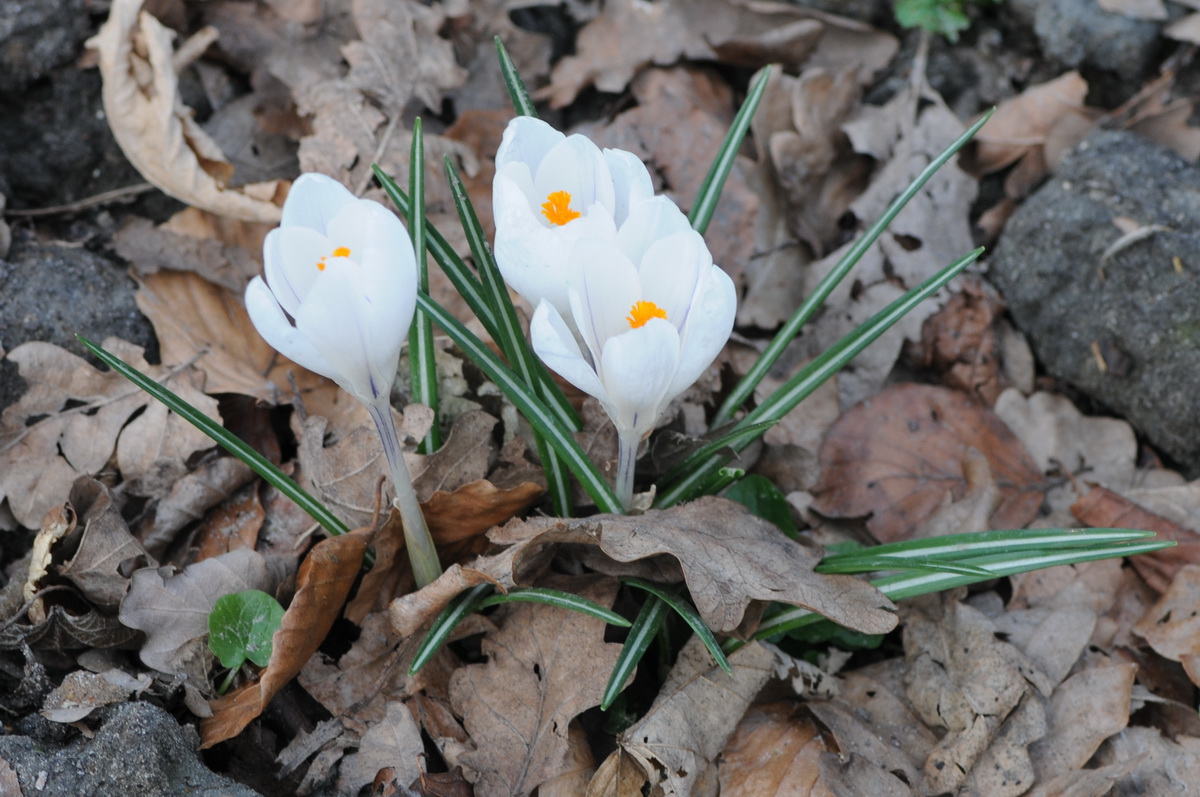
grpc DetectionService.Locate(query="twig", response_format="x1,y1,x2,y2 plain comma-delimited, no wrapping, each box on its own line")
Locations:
4,183,156,217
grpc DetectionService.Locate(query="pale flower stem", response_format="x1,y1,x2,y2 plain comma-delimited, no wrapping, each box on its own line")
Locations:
367,397,443,587
616,430,640,512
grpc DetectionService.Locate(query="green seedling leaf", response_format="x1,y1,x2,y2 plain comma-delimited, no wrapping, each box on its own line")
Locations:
815,555,995,578
415,290,623,513
602,595,668,710
477,587,631,627
712,109,995,426
208,589,285,670
77,335,349,537
689,66,771,235
624,578,730,673
409,584,493,675
408,119,441,454
723,474,799,540
657,246,984,508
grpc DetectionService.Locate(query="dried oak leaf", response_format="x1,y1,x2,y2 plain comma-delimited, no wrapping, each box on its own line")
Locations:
448,576,622,797
812,383,1044,543
717,702,833,797
57,477,152,613
1134,564,1200,685
0,339,220,529
119,548,273,683
200,526,372,747
114,208,267,294
337,700,425,795
87,0,283,222
594,638,778,797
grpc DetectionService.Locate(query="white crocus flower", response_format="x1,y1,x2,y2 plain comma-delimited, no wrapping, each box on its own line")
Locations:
493,116,654,321
530,196,737,508
245,173,441,586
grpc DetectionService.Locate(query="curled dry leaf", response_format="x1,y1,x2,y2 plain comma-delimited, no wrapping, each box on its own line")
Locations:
812,383,1044,543
336,700,425,795
200,526,372,748
717,702,834,797
87,0,283,221
449,576,622,797
56,477,152,613
0,339,220,529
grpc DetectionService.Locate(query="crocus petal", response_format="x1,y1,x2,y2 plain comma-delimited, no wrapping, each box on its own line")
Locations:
530,300,609,404
638,229,708,329
667,266,737,399
598,318,680,437
272,225,333,312
245,276,338,381
603,148,654,227
496,116,565,173
533,136,614,222
281,173,356,234
329,200,417,349
569,239,642,364
616,195,695,265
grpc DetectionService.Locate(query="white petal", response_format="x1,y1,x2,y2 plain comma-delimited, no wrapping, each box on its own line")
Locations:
493,166,540,228
533,135,613,222
496,117,565,172
603,148,654,227
244,276,338,382
598,319,680,437
668,265,736,399
638,229,709,328
616,195,693,265
568,239,641,363
338,201,417,348
272,225,332,311
530,301,609,404
281,173,356,234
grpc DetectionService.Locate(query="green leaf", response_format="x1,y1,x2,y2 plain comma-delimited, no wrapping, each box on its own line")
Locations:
689,66,771,235
477,587,631,627
409,584,493,675
814,555,995,578
602,595,668,710
496,36,537,118
443,156,578,514
712,109,995,426
624,579,731,673
77,334,349,538
415,290,624,513
894,0,971,42
723,474,799,539
408,119,441,454
208,589,285,670
658,421,776,487
656,246,984,508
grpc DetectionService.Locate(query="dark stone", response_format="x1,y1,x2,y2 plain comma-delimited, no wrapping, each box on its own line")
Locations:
0,701,261,796
0,234,157,412
988,130,1200,474
1007,0,1162,83
0,0,93,92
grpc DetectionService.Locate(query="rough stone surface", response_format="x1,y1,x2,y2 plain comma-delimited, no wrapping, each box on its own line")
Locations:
988,130,1200,474
1007,0,1162,82
0,0,92,92
0,233,157,411
0,701,262,796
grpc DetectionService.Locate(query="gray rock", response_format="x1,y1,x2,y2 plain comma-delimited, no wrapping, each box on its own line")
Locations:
0,701,261,796
988,130,1200,474
0,236,157,412
1007,0,1161,81
0,0,91,92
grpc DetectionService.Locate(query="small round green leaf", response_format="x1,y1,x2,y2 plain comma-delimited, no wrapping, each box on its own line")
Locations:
208,589,285,670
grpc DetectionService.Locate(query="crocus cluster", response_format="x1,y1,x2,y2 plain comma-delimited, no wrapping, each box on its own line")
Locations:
245,174,442,586
493,118,737,508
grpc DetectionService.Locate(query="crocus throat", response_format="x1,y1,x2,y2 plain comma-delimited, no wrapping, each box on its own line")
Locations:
317,246,352,271
541,190,581,226
627,300,668,328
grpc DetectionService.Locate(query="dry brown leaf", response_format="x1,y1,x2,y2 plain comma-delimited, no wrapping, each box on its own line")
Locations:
1134,564,1200,685
135,270,340,413
600,638,778,797
145,457,259,561
580,497,896,634
718,702,834,797
1028,662,1137,783
119,548,273,685
115,208,268,293
1092,726,1200,795
87,0,284,221
1071,486,1200,593
1165,11,1200,43
0,339,220,529
336,700,425,795
915,277,1006,404
191,479,265,562
56,478,152,613
200,526,372,747
449,576,622,797
1131,95,1200,161
812,384,1044,543
539,723,597,797
40,670,149,724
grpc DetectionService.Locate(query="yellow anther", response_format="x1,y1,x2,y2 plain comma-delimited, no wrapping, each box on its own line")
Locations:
332,246,351,258
627,300,667,329
541,190,581,226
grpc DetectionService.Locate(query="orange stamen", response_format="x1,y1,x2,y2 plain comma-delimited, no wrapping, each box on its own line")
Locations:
627,300,668,329
541,190,581,226
317,246,352,271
